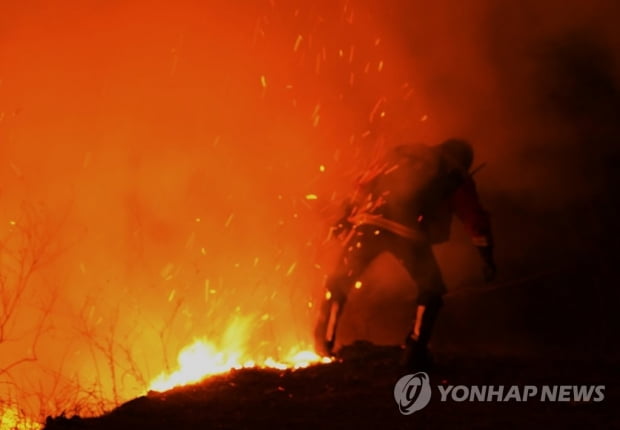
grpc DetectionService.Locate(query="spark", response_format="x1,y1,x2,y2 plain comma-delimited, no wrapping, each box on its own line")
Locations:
286,262,297,276
384,164,400,175
305,194,318,200
369,97,386,122
319,164,326,172
294,34,303,52
225,213,234,227
161,263,175,280
312,103,320,117
354,281,363,289
260,75,267,88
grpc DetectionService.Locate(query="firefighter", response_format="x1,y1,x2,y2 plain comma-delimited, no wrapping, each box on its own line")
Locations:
313,138,495,370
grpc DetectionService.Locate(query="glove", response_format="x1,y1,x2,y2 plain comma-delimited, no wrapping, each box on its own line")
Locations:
477,246,496,282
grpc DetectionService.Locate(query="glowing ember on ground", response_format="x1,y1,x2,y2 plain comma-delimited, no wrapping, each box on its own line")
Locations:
0,408,40,430
149,339,331,392
148,319,332,393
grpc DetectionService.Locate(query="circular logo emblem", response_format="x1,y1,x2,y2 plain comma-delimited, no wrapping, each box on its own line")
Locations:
394,372,432,415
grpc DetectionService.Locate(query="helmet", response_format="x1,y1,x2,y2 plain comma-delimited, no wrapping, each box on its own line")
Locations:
437,138,474,171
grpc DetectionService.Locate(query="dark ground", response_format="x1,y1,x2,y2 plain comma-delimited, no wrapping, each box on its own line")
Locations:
43,343,618,430
44,260,620,430
8,2,620,428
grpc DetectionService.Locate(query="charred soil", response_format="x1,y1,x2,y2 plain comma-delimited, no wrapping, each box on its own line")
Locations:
44,341,618,430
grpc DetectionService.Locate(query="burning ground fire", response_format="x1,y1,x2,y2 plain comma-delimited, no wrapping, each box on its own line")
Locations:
149,340,331,393
0,0,429,428
148,318,332,393
0,409,40,430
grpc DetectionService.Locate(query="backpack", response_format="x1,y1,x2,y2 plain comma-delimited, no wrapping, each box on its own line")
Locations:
350,143,442,228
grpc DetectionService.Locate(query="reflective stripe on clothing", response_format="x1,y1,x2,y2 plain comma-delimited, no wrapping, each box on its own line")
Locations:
348,213,425,241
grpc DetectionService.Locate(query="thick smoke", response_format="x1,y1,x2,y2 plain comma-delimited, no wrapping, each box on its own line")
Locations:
0,0,618,420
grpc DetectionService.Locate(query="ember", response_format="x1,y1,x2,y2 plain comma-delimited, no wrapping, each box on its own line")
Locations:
149,338,330,392
0,408,40,430
1,0,617,429
148,316,331,392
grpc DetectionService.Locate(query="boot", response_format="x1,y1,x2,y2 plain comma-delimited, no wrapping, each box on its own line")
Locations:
313,296,344,357
402,334,433,372
402,299,442,371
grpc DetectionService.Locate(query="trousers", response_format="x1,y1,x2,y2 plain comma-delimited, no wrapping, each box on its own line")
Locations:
325,224,446,307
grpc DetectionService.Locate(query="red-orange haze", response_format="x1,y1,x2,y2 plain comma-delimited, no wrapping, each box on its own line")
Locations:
0,0,438,421
2,0,619,425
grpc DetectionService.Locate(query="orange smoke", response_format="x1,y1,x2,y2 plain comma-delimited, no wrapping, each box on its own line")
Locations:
0,0,432,425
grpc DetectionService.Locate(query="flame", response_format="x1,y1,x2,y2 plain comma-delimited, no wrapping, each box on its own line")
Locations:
148,318,331,393
0,407,40,430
